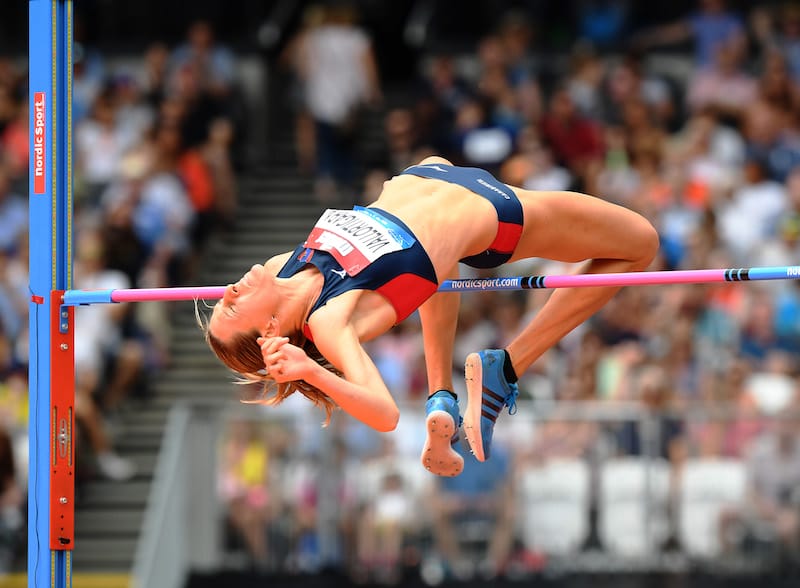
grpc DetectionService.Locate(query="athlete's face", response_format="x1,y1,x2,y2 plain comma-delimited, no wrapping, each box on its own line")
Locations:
209,264,275,341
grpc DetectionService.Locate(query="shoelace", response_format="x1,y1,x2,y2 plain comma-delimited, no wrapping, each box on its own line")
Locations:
505,384,519,415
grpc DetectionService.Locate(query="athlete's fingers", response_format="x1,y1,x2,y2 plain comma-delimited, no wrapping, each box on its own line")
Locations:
258,336,289,355
265,350,287,365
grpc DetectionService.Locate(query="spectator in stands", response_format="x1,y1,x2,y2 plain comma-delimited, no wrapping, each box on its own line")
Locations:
499,129,573,192
659,312,707,404
763,296,799,357
741,94,800,183
601,52,676,130
427,442,515,580
566,44,607,122
0,425,22,572
139,42,171,108
614,363,686,463
294,1,383,203
167,60,223,156
366,320,426,406
689,357,762,459
739,411,800,555
746,350,797,418
75,89,140,208
756,50,800,114
715,154,786,265
356,468,419,584
171,19,237,100
631,0,747,69
377,108,428,175
539,84,605,190
474,31,537,139
0,330,11,383
751,2,800,84
112,74,156,145
0,87,27,183
0,73,19,137
685,39,759,123
200,116,238,229
0,368,27,484
451,294,502,384
524,372,600,463
446,97,515,174
277,431,362,573
593,286,651,348
495,10,540,94
0,249,26,371
621,98,668,172
279,3,327,175
71,41,105,126
0,166,26,256
125,127,195,287
218,420,274,566
172,19,248,167
667,109,741,215
177,124,217,256
738,289,788,365
72,229,139,481
413,53,473,155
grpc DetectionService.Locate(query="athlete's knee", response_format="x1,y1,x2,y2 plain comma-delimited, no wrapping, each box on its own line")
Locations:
629,216,660,268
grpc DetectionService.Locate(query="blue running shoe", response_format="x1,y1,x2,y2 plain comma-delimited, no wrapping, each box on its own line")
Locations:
463,349,519,461
421,390,464,477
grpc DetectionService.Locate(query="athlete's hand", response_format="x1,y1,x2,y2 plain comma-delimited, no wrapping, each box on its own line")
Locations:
257,336,312,382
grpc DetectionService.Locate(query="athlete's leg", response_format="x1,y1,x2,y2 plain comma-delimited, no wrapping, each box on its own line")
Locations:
420,265,460,394
505,188,659,373
463,189,658,461
419,264,464,477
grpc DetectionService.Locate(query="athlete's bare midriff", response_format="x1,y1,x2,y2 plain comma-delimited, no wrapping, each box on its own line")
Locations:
368,174,501,279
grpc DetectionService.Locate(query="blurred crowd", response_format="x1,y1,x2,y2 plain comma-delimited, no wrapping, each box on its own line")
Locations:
5,0,800,582
214,0,800,583
0,18,244,571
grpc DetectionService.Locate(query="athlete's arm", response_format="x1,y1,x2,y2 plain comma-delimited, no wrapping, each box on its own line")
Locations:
259,324,399,432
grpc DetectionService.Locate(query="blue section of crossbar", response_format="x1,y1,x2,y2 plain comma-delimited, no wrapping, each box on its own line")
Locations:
61,289,114,306
748,267,800,281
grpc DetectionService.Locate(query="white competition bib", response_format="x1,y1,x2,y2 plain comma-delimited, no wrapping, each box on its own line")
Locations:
303,207,415,276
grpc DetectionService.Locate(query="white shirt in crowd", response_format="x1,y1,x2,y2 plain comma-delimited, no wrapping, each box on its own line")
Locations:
73,269,130,374
303,25,371,125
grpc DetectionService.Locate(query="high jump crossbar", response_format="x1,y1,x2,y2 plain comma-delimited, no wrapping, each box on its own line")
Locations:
60,265,800,306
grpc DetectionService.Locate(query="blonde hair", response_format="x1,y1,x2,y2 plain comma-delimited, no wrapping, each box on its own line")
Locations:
196,304,339,425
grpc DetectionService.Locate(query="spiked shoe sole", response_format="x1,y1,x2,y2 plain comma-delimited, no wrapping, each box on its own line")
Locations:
421,410,464,476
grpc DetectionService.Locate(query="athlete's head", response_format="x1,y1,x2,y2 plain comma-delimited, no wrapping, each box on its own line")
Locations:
201,262,338,423
208,263,276,341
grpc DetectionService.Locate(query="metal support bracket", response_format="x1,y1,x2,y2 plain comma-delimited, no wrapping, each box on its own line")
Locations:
49,291,74,549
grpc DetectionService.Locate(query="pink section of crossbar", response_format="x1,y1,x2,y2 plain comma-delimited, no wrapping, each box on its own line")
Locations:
543,269,725,288
110,286,227,302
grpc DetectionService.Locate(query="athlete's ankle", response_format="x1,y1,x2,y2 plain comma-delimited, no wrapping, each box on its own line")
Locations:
428,389,457,401
502,350,518,384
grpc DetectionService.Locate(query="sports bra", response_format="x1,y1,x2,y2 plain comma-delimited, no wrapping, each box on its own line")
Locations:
277,207,439,340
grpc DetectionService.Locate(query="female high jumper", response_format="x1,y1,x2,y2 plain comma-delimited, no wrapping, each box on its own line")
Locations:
202,156,659,477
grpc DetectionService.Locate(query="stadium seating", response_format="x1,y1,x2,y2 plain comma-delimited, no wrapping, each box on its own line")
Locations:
598,457,672,557
516,459,591,555
678,458,748,558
